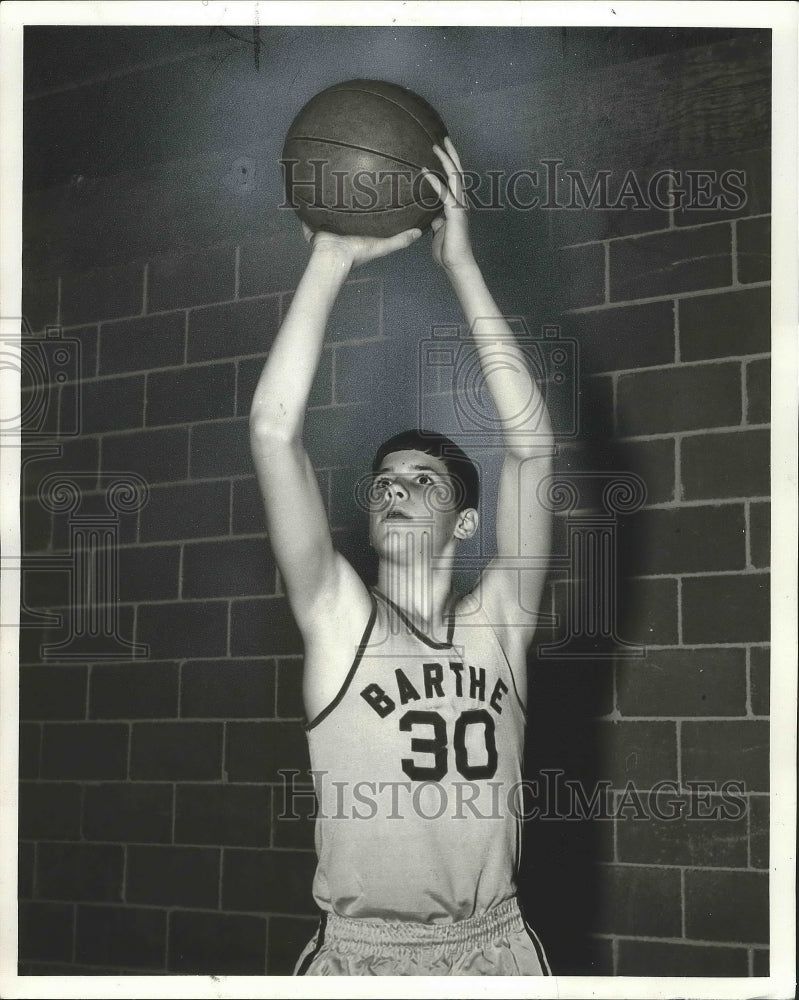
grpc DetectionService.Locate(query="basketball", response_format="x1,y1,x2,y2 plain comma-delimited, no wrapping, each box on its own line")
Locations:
282,79,448,237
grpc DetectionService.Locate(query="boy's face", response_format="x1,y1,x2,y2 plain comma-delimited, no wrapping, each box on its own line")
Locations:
367,449,476,557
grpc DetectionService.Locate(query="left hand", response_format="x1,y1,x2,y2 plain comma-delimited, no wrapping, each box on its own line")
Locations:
423,137,476,274
302,222,422,269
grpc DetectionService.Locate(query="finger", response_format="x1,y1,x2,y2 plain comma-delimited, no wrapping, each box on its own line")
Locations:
432,142,457,179
430,215,445,233
421,167,442,191
369,228,423,259
395,227,423,243
421,168,447,202
443,136,463,173
431,144,464,206
422,167,457,209
301,222,315,243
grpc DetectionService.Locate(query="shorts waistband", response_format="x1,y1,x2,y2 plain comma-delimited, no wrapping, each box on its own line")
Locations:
322,897,525,948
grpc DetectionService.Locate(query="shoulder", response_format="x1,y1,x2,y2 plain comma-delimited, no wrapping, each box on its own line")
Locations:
458,575,536,660
455,585,529,707
453,587,510,648
301,557,375,723
452,589,482,620
297,552,371,639
469,562,547,651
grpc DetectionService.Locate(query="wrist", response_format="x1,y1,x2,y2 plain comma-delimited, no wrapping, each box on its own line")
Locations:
444,256,481,285
309,240,355,277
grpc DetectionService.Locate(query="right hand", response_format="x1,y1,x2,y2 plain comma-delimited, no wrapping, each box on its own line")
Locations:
423,138,476,275
302,222,422,269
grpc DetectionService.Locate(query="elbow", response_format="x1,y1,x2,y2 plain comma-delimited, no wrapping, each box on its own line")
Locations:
507,416,554,461
519,449,555,476
249,409,300,450
506,435,555,464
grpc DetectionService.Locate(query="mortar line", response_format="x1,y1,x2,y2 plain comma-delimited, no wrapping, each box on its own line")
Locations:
743,362,757,435
218,845,225,910
566,279,769,312
141,263,149,316
744,501,752,569
121,843,128,903
560,212,771,249
680,867,686,938
667,168,676,230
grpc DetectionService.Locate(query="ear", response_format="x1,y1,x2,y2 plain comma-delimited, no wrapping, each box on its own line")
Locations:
453,508,478,540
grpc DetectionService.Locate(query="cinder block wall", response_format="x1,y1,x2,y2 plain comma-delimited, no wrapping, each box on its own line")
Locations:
18,195,772,978
19,32,770,979
20,246,389,974
521,157,770,975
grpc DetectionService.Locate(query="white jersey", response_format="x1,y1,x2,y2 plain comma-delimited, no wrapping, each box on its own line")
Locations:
305,587,527,923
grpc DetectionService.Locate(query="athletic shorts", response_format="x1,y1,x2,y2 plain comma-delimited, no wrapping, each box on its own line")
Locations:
294,896,551,976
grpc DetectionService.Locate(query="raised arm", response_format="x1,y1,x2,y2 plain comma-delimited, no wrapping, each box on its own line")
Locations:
424,140,554,653
249,225,421,637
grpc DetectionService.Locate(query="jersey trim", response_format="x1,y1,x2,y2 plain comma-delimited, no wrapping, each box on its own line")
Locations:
304,594,378,732
372,587,455,649
522,918,551,975
501,641,527,715
468,596,527,714
295,912,327,975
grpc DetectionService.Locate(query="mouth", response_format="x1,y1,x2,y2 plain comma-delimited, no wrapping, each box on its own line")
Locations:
383,510,412,521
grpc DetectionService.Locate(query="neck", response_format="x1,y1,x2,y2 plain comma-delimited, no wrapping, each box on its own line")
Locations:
376,556,456,637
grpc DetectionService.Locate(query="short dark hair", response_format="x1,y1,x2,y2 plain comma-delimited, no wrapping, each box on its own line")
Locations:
372,429,480,511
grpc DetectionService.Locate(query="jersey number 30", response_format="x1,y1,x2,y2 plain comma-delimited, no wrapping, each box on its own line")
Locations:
399,709,498,781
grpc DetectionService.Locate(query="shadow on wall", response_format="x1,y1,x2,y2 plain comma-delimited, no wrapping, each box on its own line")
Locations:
518,368,644,975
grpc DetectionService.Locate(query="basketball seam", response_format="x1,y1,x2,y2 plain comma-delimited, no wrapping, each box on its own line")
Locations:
330,84,444,147
285,135,429,174
291,192,431,215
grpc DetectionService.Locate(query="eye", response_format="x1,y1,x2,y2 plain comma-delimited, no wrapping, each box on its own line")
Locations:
374,477,391,492
417,474,433,486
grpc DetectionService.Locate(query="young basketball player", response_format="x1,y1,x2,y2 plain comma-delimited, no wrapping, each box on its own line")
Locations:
250,138,554,975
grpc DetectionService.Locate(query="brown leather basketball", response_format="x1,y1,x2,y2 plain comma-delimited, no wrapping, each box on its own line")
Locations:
282,79,448,237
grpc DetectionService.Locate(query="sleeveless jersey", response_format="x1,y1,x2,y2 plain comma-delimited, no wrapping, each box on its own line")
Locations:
305,587,526,924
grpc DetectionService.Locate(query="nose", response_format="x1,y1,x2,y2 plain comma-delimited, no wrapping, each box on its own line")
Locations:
384,478,408,501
